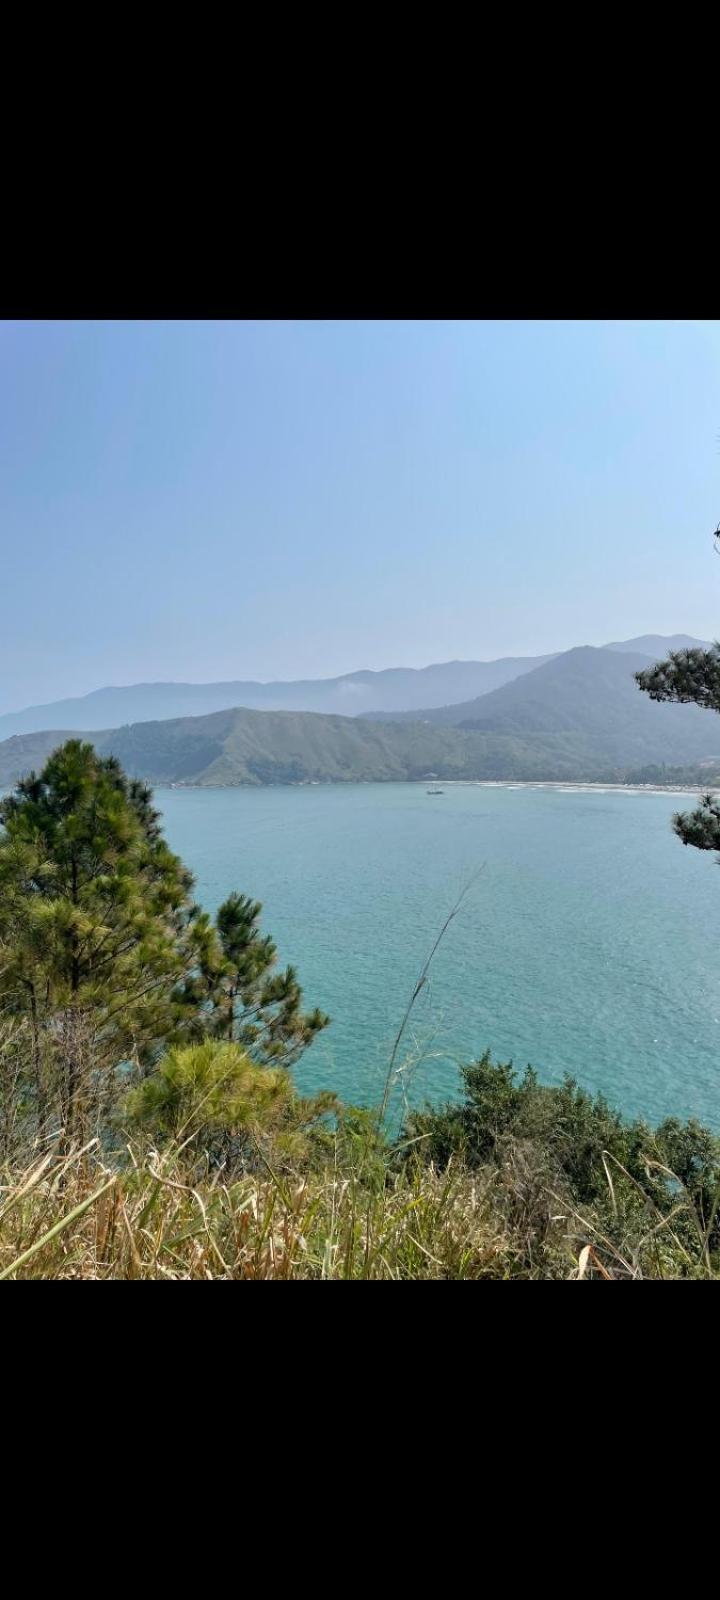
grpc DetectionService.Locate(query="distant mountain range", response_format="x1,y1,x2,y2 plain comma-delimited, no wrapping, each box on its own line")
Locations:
602,634,709,657
367,646,720,767
1,638,719,789
0,635,710,740
0,655,555,739
365,638,712,725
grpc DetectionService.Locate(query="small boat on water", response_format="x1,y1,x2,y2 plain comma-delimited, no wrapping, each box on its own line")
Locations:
426,787,444,795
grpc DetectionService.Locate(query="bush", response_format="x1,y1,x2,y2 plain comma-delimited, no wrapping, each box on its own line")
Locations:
124,1041,292,1146
123,1040,339,1177
401,1052,639,1198
399,1050,720,1267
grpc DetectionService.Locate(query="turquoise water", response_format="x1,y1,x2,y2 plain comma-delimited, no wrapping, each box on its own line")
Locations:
155,782,720,1129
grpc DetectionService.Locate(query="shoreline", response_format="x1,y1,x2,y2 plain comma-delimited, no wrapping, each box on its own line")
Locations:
443,779,706,794
159,777,711,796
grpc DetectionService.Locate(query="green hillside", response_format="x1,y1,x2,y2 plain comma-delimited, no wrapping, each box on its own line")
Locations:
4,658,720,789
366,647,720,768
0,705,639,789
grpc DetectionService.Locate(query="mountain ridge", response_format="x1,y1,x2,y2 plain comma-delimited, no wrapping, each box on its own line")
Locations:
364,640,712,727
603,633,711,656
366,646,720,768
3,642,720,789
0,634,709,740
0,655,554,738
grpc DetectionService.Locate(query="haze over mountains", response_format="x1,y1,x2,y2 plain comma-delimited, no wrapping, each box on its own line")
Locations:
367,647,720,767
0,635,709,741
1,635,719,790
366,638,712,725
0,655,555,740
602,635,709,657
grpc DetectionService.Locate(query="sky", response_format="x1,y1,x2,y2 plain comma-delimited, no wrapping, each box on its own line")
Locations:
1,319,719,713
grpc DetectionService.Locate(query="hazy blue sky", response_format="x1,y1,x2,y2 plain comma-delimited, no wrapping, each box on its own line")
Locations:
1,320,718,711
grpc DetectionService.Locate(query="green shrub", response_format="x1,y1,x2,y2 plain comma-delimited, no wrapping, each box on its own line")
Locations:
124,1041,292,1145
400,1050,720,1266
401,1052,638,1199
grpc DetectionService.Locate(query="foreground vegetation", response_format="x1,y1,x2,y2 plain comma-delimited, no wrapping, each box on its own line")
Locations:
3,1063,720,1278
2,737,720,1281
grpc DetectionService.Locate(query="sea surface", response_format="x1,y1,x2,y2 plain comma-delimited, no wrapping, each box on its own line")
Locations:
155,782,720,1129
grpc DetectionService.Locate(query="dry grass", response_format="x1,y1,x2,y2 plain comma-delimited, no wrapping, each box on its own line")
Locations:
3,1128,706,1280
0,1141,508,1280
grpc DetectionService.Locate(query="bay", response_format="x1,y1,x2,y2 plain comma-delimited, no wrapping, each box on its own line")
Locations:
156,782,720,1129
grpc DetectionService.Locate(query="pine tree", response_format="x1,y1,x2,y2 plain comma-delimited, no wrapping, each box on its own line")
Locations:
636,535,720,852
0,742,200,1139
178,890,329,1067
0,740,328,1145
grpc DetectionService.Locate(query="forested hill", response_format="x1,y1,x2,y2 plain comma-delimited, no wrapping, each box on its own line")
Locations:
0,709,605,787
1,636,709,742
360,647,720,768
3,678,720,788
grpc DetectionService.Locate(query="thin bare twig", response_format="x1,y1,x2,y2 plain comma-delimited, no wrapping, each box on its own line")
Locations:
378,866,485,1126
